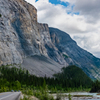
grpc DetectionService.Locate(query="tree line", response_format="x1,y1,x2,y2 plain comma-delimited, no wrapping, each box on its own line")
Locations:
0,65,94,92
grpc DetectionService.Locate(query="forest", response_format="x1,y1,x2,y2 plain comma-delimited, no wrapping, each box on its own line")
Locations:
0,65,94,93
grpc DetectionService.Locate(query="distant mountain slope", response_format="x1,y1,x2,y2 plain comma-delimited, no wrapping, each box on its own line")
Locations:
49,27,100,79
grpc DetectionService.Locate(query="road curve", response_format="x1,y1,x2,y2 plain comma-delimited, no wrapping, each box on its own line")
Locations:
0,92,21,100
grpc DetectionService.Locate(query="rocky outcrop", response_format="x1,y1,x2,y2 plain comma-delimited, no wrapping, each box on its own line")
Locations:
0,0,100,79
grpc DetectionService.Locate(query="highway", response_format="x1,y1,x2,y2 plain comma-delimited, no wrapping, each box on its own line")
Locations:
0,92,21,100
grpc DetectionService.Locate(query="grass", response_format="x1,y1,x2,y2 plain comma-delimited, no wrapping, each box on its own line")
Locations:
21,88,95,100
66,88,91,92
21,87,55,100
68,94,72,100
33,90,54,100
20,85,91,100
56,93,62,100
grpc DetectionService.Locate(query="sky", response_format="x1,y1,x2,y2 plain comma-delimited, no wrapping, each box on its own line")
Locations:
25,0,100,58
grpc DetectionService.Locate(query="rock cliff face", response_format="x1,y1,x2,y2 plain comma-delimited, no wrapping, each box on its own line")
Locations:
0,0,100,79
0,0,66,65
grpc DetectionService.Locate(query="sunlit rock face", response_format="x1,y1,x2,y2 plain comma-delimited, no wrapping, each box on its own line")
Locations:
0,0,100,79
0,0,46,65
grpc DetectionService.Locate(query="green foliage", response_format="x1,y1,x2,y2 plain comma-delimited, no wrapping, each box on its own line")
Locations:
68,94,72,100
34,90,42,98
0,14,1,17
0,79,10,92
0,65,93,94
54,65,93,88
90,80,100,92
39,94,54,100
50,87,57,93
14,80,21,90
33,88,54,100
56,93,62,100
63,54,69,58
22,89,33,95
20,95,31,100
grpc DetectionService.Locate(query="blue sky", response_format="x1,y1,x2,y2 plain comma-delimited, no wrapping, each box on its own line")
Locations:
49,0,78,15
49,0,70,7
35,0,79,15
35,0,70,6
26,0,100,58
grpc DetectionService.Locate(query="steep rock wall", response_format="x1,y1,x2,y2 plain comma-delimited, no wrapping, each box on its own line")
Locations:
0,0,67,66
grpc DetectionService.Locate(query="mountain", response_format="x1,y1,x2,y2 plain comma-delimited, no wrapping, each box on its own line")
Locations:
49,28,100,79
0,0,100,79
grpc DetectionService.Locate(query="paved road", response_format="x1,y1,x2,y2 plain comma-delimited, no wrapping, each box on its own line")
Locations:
0,92,21,100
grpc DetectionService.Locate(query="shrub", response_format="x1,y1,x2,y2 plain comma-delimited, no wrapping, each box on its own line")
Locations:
56,93,62,100
22,89,33,96
34,90,54,100
20,95,31,100
0,14,1,17
68,94,72,100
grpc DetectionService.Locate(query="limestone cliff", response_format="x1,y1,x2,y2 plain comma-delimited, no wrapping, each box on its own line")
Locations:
0,1,50,63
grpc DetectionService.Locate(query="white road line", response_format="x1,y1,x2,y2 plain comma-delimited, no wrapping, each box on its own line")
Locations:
0,92,20,100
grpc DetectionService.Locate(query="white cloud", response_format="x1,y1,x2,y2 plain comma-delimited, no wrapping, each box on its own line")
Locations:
74,0,100,22
25,0,35,5
25,0,100,58
72,32,100,57
60,0,70,2
34,0,90,34
60,0,75,3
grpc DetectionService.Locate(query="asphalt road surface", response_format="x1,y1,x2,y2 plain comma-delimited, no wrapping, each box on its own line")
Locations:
0,92,21,100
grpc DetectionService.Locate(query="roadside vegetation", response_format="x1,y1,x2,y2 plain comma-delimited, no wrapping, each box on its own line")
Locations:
90,80,100,92
0,65,97,99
